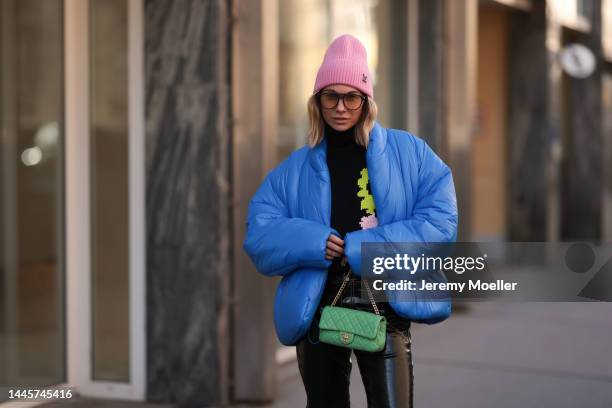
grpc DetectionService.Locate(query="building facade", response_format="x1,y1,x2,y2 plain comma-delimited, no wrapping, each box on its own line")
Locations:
1,0,611,406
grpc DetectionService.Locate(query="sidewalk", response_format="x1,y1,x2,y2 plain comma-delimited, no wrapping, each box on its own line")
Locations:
266,302,612,408
43,302,612,408
406,302,612,407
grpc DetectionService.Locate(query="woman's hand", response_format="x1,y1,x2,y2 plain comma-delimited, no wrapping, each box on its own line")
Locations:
325,234,345,260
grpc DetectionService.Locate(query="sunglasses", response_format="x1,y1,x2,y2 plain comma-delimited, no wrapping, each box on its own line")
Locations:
318,91,366,110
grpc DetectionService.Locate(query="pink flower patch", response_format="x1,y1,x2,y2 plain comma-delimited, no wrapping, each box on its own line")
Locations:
359,214,378,230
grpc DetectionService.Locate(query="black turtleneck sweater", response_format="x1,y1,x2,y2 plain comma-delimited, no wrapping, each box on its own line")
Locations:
319,122,365,300
318,122,410,331
326,122,367,237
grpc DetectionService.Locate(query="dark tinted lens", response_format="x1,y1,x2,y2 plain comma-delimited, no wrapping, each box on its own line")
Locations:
320,93,339,108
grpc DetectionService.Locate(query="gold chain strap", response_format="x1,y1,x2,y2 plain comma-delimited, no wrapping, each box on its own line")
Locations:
330,258,379,316
363,277,379,315
330,271,351,306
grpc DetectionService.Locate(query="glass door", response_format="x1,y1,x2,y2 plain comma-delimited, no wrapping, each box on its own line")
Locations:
64,0,145,400
0,0,66,400
0,0,145,402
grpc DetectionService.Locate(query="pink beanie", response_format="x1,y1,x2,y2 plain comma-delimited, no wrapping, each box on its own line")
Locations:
313,34,373,98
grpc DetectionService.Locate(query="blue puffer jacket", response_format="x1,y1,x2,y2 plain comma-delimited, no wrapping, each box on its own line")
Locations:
243,121,458,345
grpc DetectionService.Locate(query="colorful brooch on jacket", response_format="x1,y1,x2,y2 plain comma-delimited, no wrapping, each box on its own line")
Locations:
357,168,378,230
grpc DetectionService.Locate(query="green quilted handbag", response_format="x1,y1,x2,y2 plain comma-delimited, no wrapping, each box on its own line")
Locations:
318,266,387,352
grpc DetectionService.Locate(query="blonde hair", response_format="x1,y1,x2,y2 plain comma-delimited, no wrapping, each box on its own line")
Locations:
307,93,378,148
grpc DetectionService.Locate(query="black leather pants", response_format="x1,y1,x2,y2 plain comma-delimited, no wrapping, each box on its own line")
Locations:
296,323,414,408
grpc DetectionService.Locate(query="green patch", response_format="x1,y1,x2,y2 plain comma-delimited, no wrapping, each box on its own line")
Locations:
357,168,376,215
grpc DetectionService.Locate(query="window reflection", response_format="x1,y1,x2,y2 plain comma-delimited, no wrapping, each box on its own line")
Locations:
0,0,65,395
90,0,130,382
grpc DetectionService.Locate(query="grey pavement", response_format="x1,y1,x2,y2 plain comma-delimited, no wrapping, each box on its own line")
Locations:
42,302,612,407
264,302,612,408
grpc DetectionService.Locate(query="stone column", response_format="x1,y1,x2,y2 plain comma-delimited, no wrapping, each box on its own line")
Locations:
507,1,556,241
418,0,446,151
231,0,279,402
560,0,604,240
603,70,612,241
444,0,478,241
144,1,231,406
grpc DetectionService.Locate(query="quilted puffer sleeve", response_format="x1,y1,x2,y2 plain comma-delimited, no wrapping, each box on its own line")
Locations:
344,139,458,276
243,160,336,277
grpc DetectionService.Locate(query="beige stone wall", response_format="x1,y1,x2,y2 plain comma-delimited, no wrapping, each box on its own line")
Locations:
472,5,509,240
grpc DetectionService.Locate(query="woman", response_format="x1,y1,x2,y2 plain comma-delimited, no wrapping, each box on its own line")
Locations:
244,34,458,408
